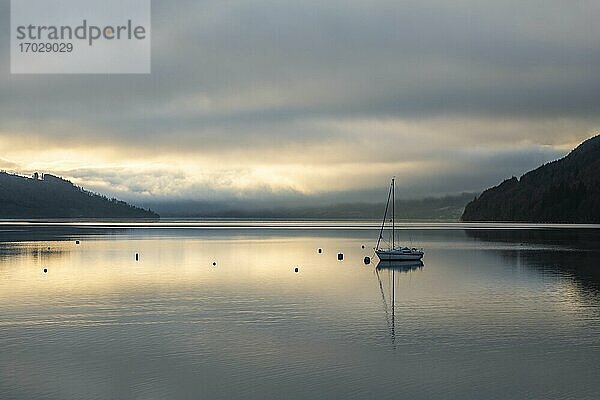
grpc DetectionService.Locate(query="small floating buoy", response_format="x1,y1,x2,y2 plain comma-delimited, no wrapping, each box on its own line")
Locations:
43,268,48,273
47,247,50,250
363,256,371,265
337,253,344,261
294,267,299,273
318,248,322,254
135,253,139,261
75,240,80,245
212,262,217,266
361,245,365,249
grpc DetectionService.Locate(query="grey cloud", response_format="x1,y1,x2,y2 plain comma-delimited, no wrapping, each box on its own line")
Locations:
0,0,598,200
3,0,600,122
40,143,562,204
0,157,21,171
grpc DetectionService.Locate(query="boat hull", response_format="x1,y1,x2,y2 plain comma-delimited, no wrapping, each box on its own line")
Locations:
376,249,424,261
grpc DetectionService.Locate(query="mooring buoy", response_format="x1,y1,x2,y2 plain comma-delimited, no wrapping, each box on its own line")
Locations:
43,268,48,273
337,253,344,261
294,267,299,273
363,256,371,265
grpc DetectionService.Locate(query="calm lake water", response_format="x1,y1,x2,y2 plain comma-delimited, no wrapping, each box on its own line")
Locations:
1,221,600,399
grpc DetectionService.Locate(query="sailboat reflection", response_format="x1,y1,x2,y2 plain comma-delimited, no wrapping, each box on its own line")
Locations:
375,260,424,347
376,260,424,271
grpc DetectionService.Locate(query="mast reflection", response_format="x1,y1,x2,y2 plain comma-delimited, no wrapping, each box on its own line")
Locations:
375,260,424,347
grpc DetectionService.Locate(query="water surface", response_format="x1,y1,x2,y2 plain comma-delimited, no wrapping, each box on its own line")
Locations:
1,221,599,399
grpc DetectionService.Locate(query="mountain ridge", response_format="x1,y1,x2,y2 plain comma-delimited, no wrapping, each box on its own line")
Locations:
461,135,600,223
0,172,158,219
143,193,475,220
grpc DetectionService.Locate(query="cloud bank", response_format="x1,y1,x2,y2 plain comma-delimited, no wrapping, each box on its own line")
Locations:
1,0,598,202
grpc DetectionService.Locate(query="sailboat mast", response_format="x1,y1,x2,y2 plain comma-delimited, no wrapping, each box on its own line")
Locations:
392,178,395,248
376,180,393,251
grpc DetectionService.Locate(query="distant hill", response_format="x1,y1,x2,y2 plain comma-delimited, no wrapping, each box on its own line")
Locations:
0,172,158,219
462,135,600,223
146,193,475,220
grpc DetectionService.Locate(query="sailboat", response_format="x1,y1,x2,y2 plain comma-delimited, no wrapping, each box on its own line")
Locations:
375,178,424,261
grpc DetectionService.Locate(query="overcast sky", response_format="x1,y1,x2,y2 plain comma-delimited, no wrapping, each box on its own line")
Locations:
1,0,599,203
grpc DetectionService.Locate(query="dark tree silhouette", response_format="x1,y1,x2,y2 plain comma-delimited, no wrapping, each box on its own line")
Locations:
0,172,159,218
462,135,600,223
